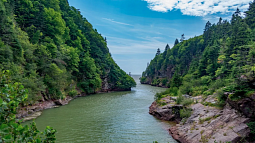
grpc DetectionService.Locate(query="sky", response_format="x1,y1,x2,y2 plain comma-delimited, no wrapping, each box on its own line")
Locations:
68,0,252,75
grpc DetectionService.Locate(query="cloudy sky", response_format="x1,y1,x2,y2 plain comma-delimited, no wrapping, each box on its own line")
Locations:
69,0,251,75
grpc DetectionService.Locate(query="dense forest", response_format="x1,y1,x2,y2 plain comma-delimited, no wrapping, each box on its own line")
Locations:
0,0,136,104
141,1,255,104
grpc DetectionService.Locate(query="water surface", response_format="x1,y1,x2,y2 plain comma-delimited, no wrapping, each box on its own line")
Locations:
25,75,177,143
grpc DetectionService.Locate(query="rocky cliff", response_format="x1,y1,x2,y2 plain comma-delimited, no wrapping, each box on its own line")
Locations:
149,96,255,143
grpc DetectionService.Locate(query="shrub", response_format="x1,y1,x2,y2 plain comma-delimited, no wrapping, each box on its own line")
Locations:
161,78,168,86
68,90,78,97
169,87,179,96
203,90,213,96
140,77,146,83
181,98,194,106
215,89,226,106
191,86,208,96
209,79,226,91
176,95,184,104
179,82,193,95
201,76,212,85
180,108,192,118
154,93,163,101
152,79,161,86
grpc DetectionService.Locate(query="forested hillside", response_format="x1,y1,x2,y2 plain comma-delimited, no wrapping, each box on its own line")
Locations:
141,1,255,103
0,0,136,104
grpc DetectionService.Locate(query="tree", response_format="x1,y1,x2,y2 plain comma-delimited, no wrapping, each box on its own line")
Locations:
204,21,212,33
245,0,255,29
165,44,170,52
180,34,185,42
235,7,241,16
163,44,170,57
156,48,161,56
217,17,222,25
174,39,179,46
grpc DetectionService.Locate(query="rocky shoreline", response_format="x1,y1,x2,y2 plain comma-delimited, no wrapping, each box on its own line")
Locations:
149,95,255,143
17,96,77,121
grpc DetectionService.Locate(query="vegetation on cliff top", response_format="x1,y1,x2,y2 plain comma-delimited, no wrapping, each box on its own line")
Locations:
0,0,136,104
141,1,255,104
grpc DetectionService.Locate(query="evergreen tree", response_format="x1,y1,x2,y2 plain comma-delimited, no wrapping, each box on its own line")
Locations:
245,0,255,29
180,34,185,42
165,44,170,52
174,39,179,46
156,48,161,56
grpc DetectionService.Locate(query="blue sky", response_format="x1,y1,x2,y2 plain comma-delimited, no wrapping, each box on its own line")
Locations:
68,0,251,74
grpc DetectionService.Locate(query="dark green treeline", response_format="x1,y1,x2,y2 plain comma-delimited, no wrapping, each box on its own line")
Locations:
0,0,136,104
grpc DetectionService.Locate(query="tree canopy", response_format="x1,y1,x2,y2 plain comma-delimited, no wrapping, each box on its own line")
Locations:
0,0,136,104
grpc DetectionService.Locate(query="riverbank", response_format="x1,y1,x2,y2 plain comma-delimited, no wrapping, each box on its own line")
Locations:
17,89,131,121
149,95,255,143
17,95,78,121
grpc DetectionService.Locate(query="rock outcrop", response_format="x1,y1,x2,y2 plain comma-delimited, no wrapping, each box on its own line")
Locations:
227,94,255,118
149,97,183,123
169,103,251,143
149,96,254,143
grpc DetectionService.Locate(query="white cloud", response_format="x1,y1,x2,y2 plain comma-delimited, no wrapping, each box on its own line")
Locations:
144,0,251,16
102,18,132,26
107,36,169,54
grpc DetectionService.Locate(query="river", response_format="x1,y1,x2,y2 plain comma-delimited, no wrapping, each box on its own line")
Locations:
24,75,177,143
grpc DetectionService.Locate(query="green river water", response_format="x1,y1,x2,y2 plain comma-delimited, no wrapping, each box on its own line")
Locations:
24,75,177,143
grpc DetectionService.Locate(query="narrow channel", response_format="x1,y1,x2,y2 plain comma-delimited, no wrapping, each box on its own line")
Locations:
24,75,177,143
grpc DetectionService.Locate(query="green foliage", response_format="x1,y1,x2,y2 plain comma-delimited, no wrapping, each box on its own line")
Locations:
180,108,192,118
154,87,179,102
247,122,255,141
68,90,78,97
180,98,194,106
215,89,226,107
176,95,194,106
142,1,255,106
161,78,168,86
176,95,184,104
0,70,56,142
0,0,135,104
140,77,147,83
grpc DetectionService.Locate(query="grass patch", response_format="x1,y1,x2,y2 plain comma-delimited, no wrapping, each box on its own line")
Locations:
199,116,213,124
176,95,194,106
180,108,192,118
